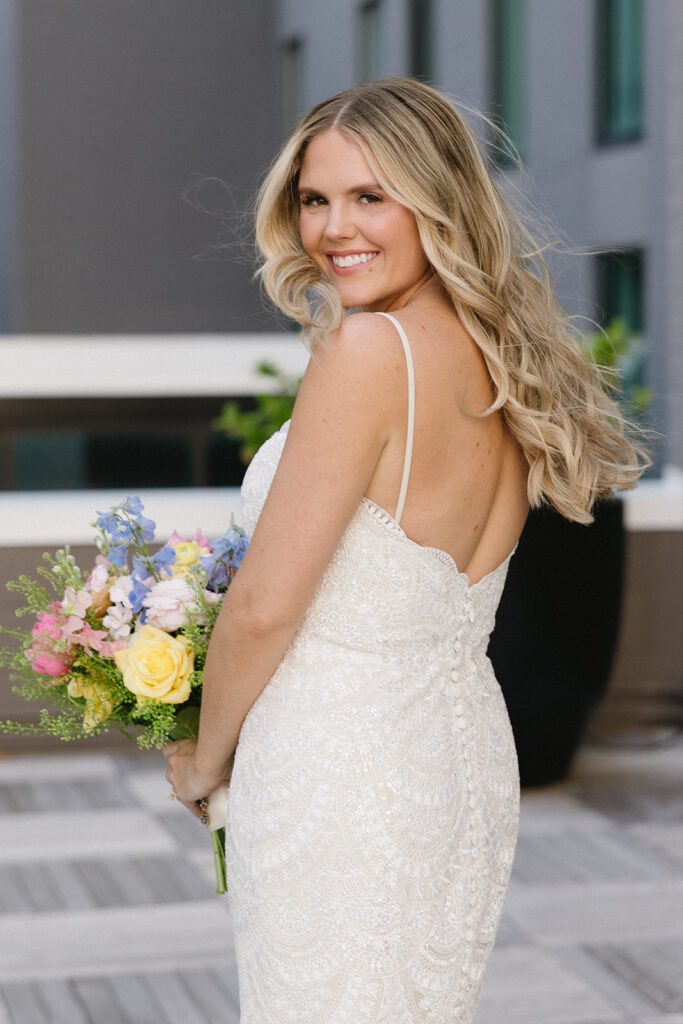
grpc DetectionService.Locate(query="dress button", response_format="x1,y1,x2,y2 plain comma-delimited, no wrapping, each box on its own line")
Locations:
454,704,464,716
450,670,459,682
454,640,463,653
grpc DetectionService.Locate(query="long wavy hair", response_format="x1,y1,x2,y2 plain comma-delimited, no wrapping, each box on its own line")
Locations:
255,77,648,523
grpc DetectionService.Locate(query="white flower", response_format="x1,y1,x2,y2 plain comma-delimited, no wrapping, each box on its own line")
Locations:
103,604,134,640
142,578,197,632
61,586,92,619
109,576,134,607
87,563,109,592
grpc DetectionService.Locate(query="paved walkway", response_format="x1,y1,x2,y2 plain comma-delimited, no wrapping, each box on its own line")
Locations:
0,735,681,1023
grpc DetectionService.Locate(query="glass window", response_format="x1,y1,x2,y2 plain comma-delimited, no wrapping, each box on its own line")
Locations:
596,249,644,332
14,434,87,491
596,0,643,144
409,0,432,82
359,2,382,83
595,249,648,404
282,38,304,135
490,0,525,160
0,398,245,492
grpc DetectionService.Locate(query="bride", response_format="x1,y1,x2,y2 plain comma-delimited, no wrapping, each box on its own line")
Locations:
164,78,645,1023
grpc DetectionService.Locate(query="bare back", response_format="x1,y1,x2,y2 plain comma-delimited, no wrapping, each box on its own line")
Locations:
364,298,529,586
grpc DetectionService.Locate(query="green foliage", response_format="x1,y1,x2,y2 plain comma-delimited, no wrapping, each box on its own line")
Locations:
581,317,653,416
170,705,201,741
214,360,301,465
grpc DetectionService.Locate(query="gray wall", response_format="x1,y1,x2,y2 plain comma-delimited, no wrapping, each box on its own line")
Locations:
0,0,19,333
17,0,279,333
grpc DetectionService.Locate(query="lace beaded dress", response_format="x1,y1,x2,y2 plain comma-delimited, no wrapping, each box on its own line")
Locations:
225,313,520,1024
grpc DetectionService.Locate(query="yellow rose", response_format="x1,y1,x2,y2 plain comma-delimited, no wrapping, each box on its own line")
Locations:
169,540,211,577
67,676,115,731
114,624,193,704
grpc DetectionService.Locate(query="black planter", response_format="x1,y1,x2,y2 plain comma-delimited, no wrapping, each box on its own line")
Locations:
487,499,625,787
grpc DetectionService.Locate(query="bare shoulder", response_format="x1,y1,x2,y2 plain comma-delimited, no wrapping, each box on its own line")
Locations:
296,312,410,412
312,312,407,371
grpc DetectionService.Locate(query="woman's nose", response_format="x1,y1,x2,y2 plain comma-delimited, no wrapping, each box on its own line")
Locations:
324,202,355,240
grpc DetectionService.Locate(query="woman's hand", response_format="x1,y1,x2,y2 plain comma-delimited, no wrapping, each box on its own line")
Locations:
163,739,230,820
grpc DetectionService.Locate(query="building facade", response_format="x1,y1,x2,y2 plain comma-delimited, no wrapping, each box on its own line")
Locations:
0,0,279,335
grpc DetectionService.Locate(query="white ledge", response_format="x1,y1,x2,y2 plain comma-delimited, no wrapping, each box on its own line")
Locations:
0,469,680,548
0,489,243,548
621,464,683,531
1,333,309,397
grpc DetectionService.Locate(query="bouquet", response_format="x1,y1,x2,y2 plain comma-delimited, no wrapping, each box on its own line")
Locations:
0,496,248,894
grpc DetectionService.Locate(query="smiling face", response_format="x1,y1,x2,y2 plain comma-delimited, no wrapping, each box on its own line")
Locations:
297,130,430,312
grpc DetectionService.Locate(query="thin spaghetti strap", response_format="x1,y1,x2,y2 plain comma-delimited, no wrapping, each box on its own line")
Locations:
376,312,415,525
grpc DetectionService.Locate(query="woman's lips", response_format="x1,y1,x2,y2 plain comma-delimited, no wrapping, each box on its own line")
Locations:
326,251,379,274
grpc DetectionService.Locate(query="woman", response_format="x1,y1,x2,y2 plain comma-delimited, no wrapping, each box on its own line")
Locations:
164,79,645,1022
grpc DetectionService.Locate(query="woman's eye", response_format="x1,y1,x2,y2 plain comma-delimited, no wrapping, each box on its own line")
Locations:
300,195,325,208
359,193,381,204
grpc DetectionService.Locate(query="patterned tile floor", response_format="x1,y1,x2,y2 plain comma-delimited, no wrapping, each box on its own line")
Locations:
0,735,681,1023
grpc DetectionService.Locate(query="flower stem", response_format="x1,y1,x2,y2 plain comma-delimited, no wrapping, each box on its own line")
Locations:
211,828,227,894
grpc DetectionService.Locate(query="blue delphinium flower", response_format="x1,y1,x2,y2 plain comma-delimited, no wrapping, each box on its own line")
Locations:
135,515,156,543
201,527,248,589
107,543,129,569
128,572,152,616
121,496,144,516
148,546,176,574
96,511,134,543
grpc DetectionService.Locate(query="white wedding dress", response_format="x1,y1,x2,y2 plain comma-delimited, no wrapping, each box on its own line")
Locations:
226,313,520,1023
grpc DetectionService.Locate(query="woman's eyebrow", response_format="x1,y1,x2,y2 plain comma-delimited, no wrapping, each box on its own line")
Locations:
297,181,385,195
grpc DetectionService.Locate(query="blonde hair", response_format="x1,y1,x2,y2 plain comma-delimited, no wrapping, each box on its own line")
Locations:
255,77,648,523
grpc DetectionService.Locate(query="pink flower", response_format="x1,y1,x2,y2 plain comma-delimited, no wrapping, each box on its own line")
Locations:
28,604,76,680
142,578,197,631
192,527,210,549
61,586,92,620
98,638,129,659
71,620,109,656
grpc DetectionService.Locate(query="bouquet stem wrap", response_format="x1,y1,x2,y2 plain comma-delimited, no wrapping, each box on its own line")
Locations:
204,781,230,894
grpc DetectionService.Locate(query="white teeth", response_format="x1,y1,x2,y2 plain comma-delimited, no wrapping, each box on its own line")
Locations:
331,252,378,268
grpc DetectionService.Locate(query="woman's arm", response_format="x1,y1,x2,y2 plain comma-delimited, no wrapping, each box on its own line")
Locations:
164,313,407,809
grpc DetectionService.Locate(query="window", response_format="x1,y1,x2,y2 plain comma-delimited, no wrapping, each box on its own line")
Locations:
596,249,644,332
490,0,525,161
282,38,304,135
359,2,382,82
595,249,648,402
409,0,433,82
596,0,643,144
0,398,245,492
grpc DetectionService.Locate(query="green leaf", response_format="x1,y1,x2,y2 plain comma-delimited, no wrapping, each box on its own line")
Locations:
169,705,201,740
